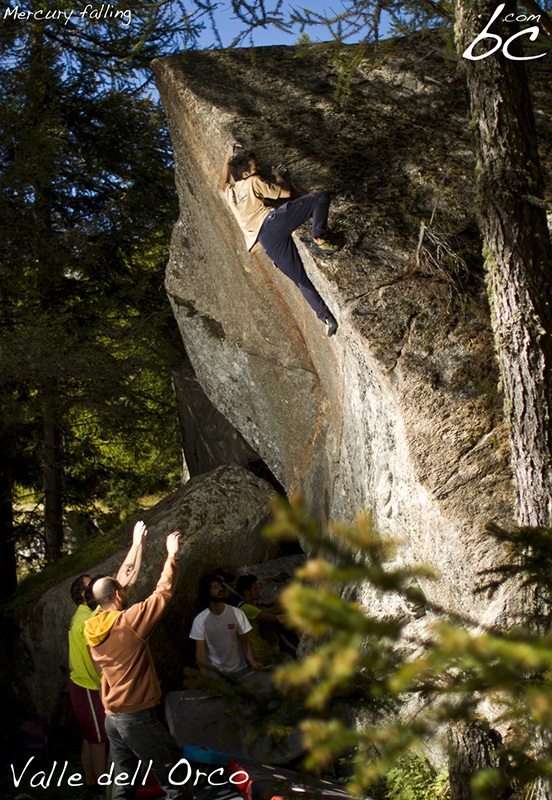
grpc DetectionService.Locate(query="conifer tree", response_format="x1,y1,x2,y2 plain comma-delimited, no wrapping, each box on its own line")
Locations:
266,498,552,800
0,5,182,574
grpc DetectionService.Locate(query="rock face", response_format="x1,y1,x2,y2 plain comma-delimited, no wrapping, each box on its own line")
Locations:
10,466,276,722
236,554,306,607
153,37,518,620
171,348,260,480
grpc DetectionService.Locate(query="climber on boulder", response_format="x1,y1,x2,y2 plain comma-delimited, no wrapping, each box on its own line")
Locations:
220,143,339,337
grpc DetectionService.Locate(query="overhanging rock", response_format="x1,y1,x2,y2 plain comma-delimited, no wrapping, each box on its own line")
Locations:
153,40,515,618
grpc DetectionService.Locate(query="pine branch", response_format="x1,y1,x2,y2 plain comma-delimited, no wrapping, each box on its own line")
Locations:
419,0,453,22
522,0,552,40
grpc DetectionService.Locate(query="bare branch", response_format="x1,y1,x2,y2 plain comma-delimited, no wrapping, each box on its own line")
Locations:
522,0,552,40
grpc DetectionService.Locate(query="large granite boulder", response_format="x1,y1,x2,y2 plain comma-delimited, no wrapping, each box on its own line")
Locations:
9,466,276,723
171,348,260,481
152,38,516,619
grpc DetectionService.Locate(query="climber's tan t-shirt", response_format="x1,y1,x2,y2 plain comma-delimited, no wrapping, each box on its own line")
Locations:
224,175,282,251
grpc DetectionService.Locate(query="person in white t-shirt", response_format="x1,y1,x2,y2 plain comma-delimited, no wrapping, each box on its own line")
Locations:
190,573,261,677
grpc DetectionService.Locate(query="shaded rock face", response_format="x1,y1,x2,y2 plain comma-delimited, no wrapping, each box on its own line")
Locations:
236,554,307,607
11,466,276,722
171,348,260,480
153,37,516,618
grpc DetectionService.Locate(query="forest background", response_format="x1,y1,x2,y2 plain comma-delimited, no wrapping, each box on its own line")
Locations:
3,2,552,799
0,0,327,589
0,0,455,594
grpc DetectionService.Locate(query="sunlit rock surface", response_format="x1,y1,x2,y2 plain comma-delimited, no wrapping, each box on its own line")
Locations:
153,38,516,619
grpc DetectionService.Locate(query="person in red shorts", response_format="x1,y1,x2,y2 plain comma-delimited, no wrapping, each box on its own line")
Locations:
68,520,147,799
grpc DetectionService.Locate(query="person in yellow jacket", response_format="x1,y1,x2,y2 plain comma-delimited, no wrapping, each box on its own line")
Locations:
84,532,191,800
235,574,291,665
68,520,146,799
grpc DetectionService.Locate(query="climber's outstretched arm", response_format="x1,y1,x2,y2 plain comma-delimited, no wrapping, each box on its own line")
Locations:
220,142,239,191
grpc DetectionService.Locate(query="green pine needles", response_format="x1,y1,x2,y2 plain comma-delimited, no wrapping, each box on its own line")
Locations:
264,497,552,800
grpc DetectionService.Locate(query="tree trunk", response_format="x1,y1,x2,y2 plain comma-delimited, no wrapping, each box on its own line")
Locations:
453,7,552,800
42,396,64,562
454,0,552,527
448,720,511,800
0,432,17,598
29,26,66,563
